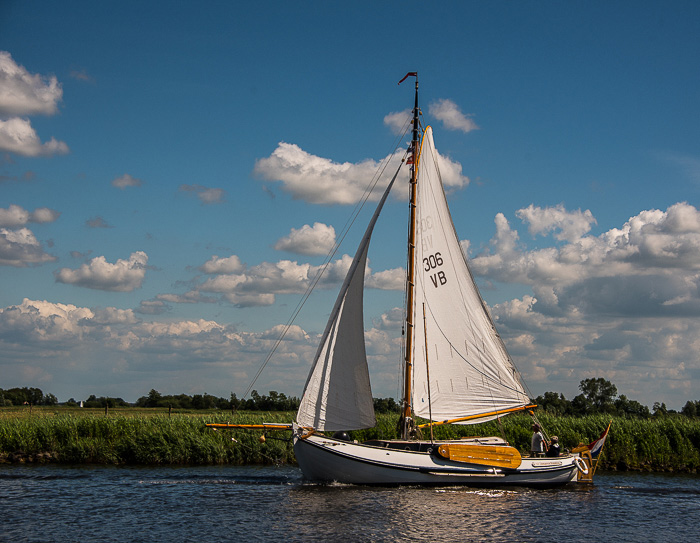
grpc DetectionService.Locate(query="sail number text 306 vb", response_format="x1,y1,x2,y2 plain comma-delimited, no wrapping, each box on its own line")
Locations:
424,252,447,288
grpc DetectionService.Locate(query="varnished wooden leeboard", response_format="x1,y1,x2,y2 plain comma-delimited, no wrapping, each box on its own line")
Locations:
437,443,523,469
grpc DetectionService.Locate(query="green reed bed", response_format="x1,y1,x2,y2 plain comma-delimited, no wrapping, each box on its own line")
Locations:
0,411,295,466
1,409,698,471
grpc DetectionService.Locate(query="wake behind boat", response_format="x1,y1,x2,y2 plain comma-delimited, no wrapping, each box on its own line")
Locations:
209,73,606,486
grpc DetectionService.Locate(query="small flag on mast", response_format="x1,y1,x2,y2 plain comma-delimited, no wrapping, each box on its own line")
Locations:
587,422,611,459
398,72,418,85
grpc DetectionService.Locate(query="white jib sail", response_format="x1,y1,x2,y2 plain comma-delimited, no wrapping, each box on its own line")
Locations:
411,127,530,423
296,171,398,431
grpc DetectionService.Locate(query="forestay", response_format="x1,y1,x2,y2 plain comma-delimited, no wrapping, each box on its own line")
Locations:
411,127,530,423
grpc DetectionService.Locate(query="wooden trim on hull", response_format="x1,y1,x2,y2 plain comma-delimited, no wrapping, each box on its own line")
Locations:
293,434,577,486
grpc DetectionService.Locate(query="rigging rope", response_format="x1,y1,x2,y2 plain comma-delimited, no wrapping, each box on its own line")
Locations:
239,117,413,406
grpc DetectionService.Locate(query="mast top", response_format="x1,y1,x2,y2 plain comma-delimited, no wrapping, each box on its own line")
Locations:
398,72,420,153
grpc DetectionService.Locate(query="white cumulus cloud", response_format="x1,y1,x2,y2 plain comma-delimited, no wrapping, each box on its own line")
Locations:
0,204,60,227
460,202,700,407
0,227,56,267
428,99,479,133
54,251,149,292
200,255,245,274
254,143,404,205
472,202,700,289
0,52,68,157
0,298,94,345
383,109,412,135
385,99,478,135
0,298,322,402
0,51,63,116
254,141,467,203
0,117,69,157
112,174,143,189
366,267,405,290
274,222,336,256
464,201,700,404
167,251,403,309
516,203,597,242
179,184,226,204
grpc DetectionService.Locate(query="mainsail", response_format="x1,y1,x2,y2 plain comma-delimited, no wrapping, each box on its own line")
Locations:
411,127,530,423
296,171,399,431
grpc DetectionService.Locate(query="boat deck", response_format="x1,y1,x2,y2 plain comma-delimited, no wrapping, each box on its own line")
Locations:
361,436,509,453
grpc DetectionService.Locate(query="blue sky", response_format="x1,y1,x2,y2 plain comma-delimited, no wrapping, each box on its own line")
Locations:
1,1,699,409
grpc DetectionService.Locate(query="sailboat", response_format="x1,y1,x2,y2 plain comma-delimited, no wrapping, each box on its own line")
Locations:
210,74,593,485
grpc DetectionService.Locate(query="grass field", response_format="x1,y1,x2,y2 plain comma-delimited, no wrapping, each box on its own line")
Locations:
1,407,698,471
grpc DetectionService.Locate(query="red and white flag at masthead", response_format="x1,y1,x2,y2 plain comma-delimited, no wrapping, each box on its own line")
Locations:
398,72,418,85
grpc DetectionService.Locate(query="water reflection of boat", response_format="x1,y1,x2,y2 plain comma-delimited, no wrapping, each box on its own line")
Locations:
210,73,599,486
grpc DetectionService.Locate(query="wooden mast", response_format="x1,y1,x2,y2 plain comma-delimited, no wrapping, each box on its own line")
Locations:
400,73,419,440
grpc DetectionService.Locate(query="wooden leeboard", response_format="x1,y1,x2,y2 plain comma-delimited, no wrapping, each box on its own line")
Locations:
437,443,523,469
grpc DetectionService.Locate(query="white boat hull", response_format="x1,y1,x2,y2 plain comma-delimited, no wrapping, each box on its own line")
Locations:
294,433,579,486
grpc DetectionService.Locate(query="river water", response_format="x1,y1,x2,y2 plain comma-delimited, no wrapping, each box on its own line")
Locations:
1,465,698,542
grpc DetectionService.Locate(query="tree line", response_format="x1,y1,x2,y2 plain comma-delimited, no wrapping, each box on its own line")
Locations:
134,389,303,411
0,386,401,414
534,377,700,418
0,387,58,407
133,389,401,414
2,380,699,418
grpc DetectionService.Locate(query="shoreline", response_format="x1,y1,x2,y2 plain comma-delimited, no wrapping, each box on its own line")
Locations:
1,409,698,473
1,453,696,474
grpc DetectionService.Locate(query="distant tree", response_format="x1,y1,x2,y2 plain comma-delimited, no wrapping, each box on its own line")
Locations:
134,390,236,410
265,391,298,411
138,389,163,408
578,378,618,413
534,392,572,415
268,391,284,410
3,387,294,412
2,387,44,406
215,396,230,410
41,393,59,406
249,390,262,409
652,401,668,417
615,395,651,418
230,390,300,411
149,389,163,406
192,393,217,410
681,400,699,417
83,395,129,408
171,394,194,409
374,397,400,414
570,393,591,416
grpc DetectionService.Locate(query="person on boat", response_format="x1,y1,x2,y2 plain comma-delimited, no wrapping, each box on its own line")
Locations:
546,435,561,457
530,424,547,457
